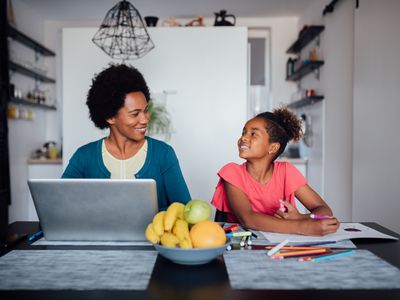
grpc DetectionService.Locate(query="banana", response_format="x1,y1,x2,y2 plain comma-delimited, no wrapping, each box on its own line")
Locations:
145,223,160,244
173,219,193,249
179,237,193,249
152,211,166,236
160,232,179,248
164,202,185,231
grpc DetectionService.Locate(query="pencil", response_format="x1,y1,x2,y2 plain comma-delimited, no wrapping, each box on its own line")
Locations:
312,250,355,262
272,248,328,258
265,246,329,251
298,250,337,261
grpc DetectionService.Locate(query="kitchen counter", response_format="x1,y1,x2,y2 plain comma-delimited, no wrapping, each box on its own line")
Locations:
28,158,62,164
277,157,307,164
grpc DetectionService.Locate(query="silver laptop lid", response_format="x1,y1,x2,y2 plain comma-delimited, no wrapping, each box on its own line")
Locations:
28,179,158,241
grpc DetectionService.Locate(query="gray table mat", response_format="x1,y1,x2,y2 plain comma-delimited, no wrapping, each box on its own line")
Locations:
0,250,158,290
224,249,400,289
32,238,151,246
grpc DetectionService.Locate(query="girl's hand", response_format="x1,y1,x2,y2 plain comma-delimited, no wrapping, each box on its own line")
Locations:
300,218,340,236
274,200,303,220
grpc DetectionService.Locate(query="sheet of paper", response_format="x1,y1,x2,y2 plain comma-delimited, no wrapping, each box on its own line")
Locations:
261,223,398,244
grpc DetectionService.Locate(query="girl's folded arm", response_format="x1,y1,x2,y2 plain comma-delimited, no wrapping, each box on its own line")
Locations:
223,181,304,234
224,181,339,236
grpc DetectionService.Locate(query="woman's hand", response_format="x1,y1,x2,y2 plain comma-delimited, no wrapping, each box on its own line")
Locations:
300,218,340,236
274,200,304,220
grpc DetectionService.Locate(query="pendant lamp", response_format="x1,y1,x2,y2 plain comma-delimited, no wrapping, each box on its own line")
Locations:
92,0,155,60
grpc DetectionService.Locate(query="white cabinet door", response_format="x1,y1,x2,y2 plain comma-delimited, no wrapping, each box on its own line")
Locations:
63,27,248,202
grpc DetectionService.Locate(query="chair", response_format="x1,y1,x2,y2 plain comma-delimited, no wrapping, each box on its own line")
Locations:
214,209,227,222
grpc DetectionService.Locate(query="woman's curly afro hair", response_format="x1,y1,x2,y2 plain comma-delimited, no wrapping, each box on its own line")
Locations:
256,106,303,159
86,64,151,129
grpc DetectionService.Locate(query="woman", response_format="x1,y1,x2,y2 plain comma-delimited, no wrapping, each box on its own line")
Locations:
62,64,191,210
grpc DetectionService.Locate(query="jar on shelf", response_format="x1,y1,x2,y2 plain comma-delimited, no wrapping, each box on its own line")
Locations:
7,104,19,119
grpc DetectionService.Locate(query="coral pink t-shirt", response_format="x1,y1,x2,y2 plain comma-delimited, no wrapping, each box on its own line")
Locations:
211,162,307,222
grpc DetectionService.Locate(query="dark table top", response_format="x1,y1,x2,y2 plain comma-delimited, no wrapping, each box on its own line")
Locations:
1,221,399,300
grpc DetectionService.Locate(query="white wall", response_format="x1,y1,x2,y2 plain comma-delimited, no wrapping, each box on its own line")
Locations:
62,27,248,203
296,0,354,222
353,0,400,233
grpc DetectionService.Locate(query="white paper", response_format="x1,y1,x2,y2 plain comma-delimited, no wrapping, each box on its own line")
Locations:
261,223,398,244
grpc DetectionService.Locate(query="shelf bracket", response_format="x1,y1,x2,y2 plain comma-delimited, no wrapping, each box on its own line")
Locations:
314,68,320,80
315,35,320,47
35,50,40,62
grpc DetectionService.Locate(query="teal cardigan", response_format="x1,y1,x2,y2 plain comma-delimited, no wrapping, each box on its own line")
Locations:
62,137,191,210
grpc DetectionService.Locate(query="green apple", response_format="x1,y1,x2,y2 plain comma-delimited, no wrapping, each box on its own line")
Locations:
183,199,211,225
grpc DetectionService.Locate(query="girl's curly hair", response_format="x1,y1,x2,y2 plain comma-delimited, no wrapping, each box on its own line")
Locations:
86,64,150,129
256,106,303,159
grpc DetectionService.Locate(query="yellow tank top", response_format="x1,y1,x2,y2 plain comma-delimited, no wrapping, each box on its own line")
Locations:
102,139,148,179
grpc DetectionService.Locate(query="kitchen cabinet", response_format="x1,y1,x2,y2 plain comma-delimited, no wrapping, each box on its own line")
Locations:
286,25,325,109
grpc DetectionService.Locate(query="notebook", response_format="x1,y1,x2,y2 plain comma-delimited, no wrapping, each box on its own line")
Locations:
28,179,158,241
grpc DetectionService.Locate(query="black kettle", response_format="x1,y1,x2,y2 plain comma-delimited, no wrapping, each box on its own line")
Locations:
214,10,236,26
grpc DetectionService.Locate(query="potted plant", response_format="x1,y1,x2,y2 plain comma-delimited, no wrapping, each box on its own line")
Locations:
147,100,172,140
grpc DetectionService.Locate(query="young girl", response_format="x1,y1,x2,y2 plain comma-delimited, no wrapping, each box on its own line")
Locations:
211,107,339,236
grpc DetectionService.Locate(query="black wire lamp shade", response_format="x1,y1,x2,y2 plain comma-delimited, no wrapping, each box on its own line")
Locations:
92,0,155,60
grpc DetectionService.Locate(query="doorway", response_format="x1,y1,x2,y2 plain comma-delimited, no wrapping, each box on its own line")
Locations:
247,28,271,118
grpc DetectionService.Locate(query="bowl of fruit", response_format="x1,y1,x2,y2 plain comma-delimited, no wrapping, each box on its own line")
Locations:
145,200,229,265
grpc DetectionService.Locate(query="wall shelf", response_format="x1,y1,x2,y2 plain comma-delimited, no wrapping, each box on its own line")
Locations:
7,25,55,56
9,61,56,83
287,95,324,109
10,97,56,110
286,26,325,54
286,60,324,81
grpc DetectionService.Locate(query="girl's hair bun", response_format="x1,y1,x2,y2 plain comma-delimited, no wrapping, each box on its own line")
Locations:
272,106,303,142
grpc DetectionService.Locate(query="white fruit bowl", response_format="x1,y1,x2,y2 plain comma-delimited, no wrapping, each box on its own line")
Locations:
153,241,230,265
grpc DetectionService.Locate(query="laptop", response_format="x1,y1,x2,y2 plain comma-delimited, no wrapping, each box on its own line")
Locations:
28,179,158,241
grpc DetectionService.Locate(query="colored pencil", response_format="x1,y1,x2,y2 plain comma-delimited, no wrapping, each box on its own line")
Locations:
265,246,329,251
272,248,328,258
298,250,337,261
312,250,355,262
